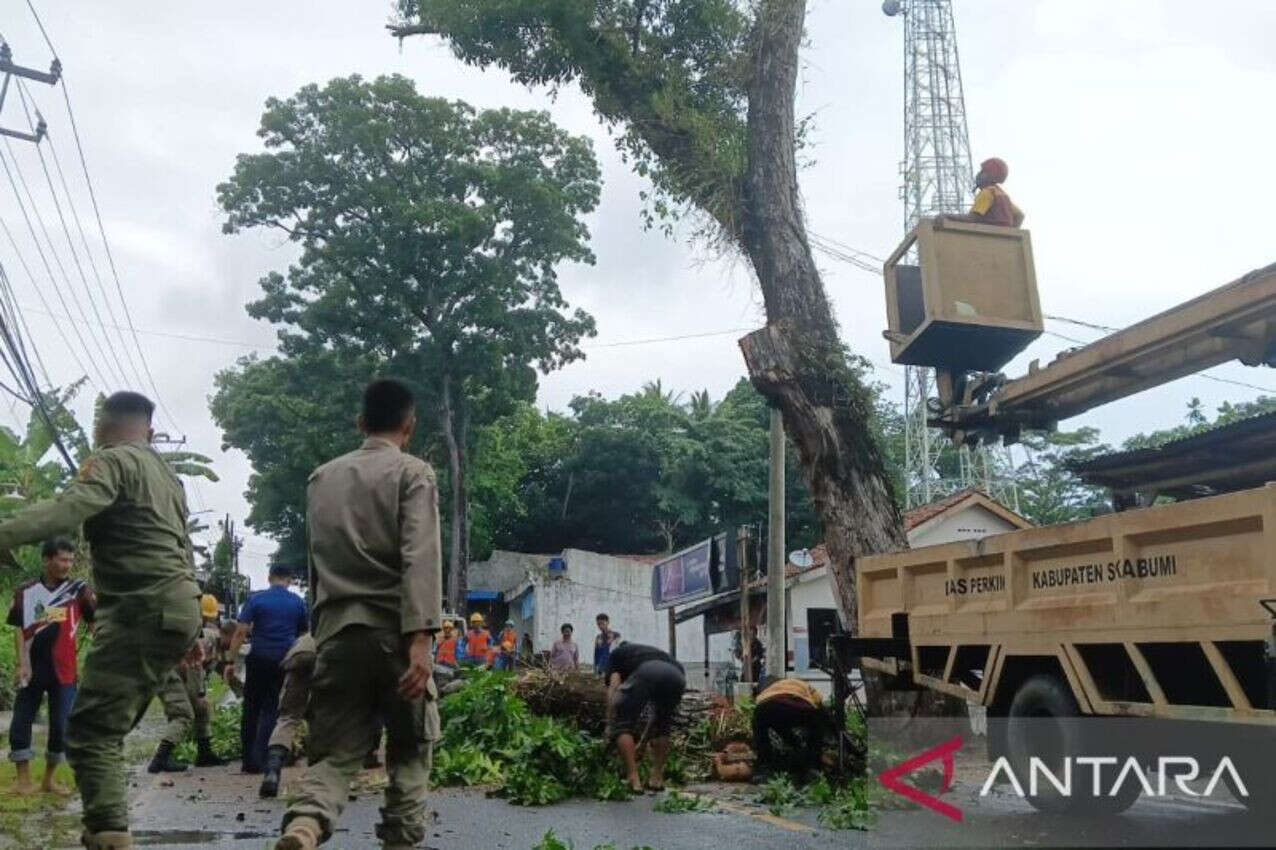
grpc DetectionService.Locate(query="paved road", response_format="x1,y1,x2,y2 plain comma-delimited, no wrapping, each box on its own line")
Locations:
89,762,1270,850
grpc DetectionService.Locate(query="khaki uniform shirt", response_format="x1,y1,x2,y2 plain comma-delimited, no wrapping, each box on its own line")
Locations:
306,437,443,645
0,440,199,608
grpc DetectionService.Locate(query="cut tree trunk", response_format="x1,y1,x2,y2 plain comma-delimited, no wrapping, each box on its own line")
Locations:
439,375,470,614
738,0,907,631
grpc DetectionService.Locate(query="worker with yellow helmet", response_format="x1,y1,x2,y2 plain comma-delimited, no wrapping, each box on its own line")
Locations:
146,593,229,773
461,612,491,665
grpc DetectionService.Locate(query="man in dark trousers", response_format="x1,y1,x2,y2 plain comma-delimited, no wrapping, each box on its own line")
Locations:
752,677,830,780
6,537,95,795
224,564,308,773
604,641,685,793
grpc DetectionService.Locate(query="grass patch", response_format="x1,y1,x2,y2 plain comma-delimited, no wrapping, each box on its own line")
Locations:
0,760,81,847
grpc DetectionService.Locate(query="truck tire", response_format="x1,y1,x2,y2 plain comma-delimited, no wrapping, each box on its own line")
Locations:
1005,675,1140,816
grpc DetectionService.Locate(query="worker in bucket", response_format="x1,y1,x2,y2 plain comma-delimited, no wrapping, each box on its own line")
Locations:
940,156,1024,228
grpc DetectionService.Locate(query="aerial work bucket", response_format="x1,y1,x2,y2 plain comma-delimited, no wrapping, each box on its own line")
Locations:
883,219,1042,373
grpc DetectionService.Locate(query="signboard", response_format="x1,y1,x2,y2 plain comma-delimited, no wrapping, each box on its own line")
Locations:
651,539,713,609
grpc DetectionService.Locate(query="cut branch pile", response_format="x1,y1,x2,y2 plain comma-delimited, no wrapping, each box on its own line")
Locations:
513,668,719,736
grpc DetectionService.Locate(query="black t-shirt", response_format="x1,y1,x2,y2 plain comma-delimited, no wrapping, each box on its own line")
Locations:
606,642,683,680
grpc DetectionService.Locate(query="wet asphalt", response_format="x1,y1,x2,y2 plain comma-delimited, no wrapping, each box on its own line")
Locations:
74,761,1270,850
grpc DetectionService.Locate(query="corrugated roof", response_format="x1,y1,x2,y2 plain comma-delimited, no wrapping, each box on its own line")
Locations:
1069,409,1276,473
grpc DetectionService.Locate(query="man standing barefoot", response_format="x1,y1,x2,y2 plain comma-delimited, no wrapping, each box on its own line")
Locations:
6,537,95,796
276,379,442,850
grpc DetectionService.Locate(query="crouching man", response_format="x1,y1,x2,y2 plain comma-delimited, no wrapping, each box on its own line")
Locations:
604,642,685,793
752,677,830,781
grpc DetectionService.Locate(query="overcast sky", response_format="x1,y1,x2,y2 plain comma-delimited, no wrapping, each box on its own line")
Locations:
1,1,1273,588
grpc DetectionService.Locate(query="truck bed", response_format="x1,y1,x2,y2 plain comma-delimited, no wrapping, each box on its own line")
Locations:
856,485,1276,725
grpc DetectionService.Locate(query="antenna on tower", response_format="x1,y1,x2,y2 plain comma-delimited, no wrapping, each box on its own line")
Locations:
884,0,1020,512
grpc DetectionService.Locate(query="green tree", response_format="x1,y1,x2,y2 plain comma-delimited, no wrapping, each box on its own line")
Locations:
217,76,601,611
392,0,906,625
211,349,372,565
1014,428,1111,526
1122,396,1276,451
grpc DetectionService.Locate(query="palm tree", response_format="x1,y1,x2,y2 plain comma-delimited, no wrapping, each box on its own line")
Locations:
160,450,220,482
688,389,716,421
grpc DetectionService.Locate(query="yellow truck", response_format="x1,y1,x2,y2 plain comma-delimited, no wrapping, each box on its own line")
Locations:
852,223,1276,815
854,485,1275,811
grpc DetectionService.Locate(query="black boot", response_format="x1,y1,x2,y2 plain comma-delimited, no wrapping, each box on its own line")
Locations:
194,737,227,767
259,745,288,798
147,740,189,774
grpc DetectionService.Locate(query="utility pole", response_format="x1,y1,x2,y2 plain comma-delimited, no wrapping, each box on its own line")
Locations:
737,526,753,686
0,43,59,143
766,408,786,680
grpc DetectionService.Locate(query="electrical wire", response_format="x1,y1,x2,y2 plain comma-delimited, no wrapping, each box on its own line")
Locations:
1,137,122,385
0,215,94,387
22,0,186,436
0,259,76,467
12,82,133,387
0,147,107,388
17,78,148,389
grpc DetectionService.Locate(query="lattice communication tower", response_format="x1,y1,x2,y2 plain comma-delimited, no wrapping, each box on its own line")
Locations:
884,0,1018,510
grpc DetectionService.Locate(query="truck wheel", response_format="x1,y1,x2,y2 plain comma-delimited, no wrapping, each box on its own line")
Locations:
1006,675,1140,816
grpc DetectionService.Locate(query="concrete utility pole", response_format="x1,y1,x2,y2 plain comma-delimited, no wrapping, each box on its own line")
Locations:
737,526,752,685
767,408,786,679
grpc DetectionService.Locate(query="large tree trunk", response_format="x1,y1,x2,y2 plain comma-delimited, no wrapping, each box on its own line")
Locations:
738,0,907,632
439,375,471,614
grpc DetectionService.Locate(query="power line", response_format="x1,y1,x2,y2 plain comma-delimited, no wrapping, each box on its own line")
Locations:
584,327,755,349
12,81,134,388
19,303,262,349
0,214,94,387
0,146,106,388
17,78,148,389
1,136,123,386
54,57,183,432
0,254,51,390
21,1,186,436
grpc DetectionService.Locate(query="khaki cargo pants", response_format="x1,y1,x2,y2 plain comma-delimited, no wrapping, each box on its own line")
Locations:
158,663,209,744
282,626,439,847
67,595,201,833
267,643,315,751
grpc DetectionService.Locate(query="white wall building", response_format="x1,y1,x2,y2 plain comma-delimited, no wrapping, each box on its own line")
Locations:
785,489,1033,692
467,549,734,685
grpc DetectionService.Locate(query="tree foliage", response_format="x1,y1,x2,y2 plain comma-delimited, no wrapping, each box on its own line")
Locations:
217,75,602,609
1014,428,1111,526
391,0,907,632
468,377,850,558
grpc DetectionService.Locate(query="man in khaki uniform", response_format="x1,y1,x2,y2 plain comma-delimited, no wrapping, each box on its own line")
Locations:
259,631,315,798
148,596,227,773
277,379,442,850
0,392,201,850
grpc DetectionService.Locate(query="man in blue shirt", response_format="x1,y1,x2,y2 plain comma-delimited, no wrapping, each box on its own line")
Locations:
593,613,620,675
224,564,308,773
